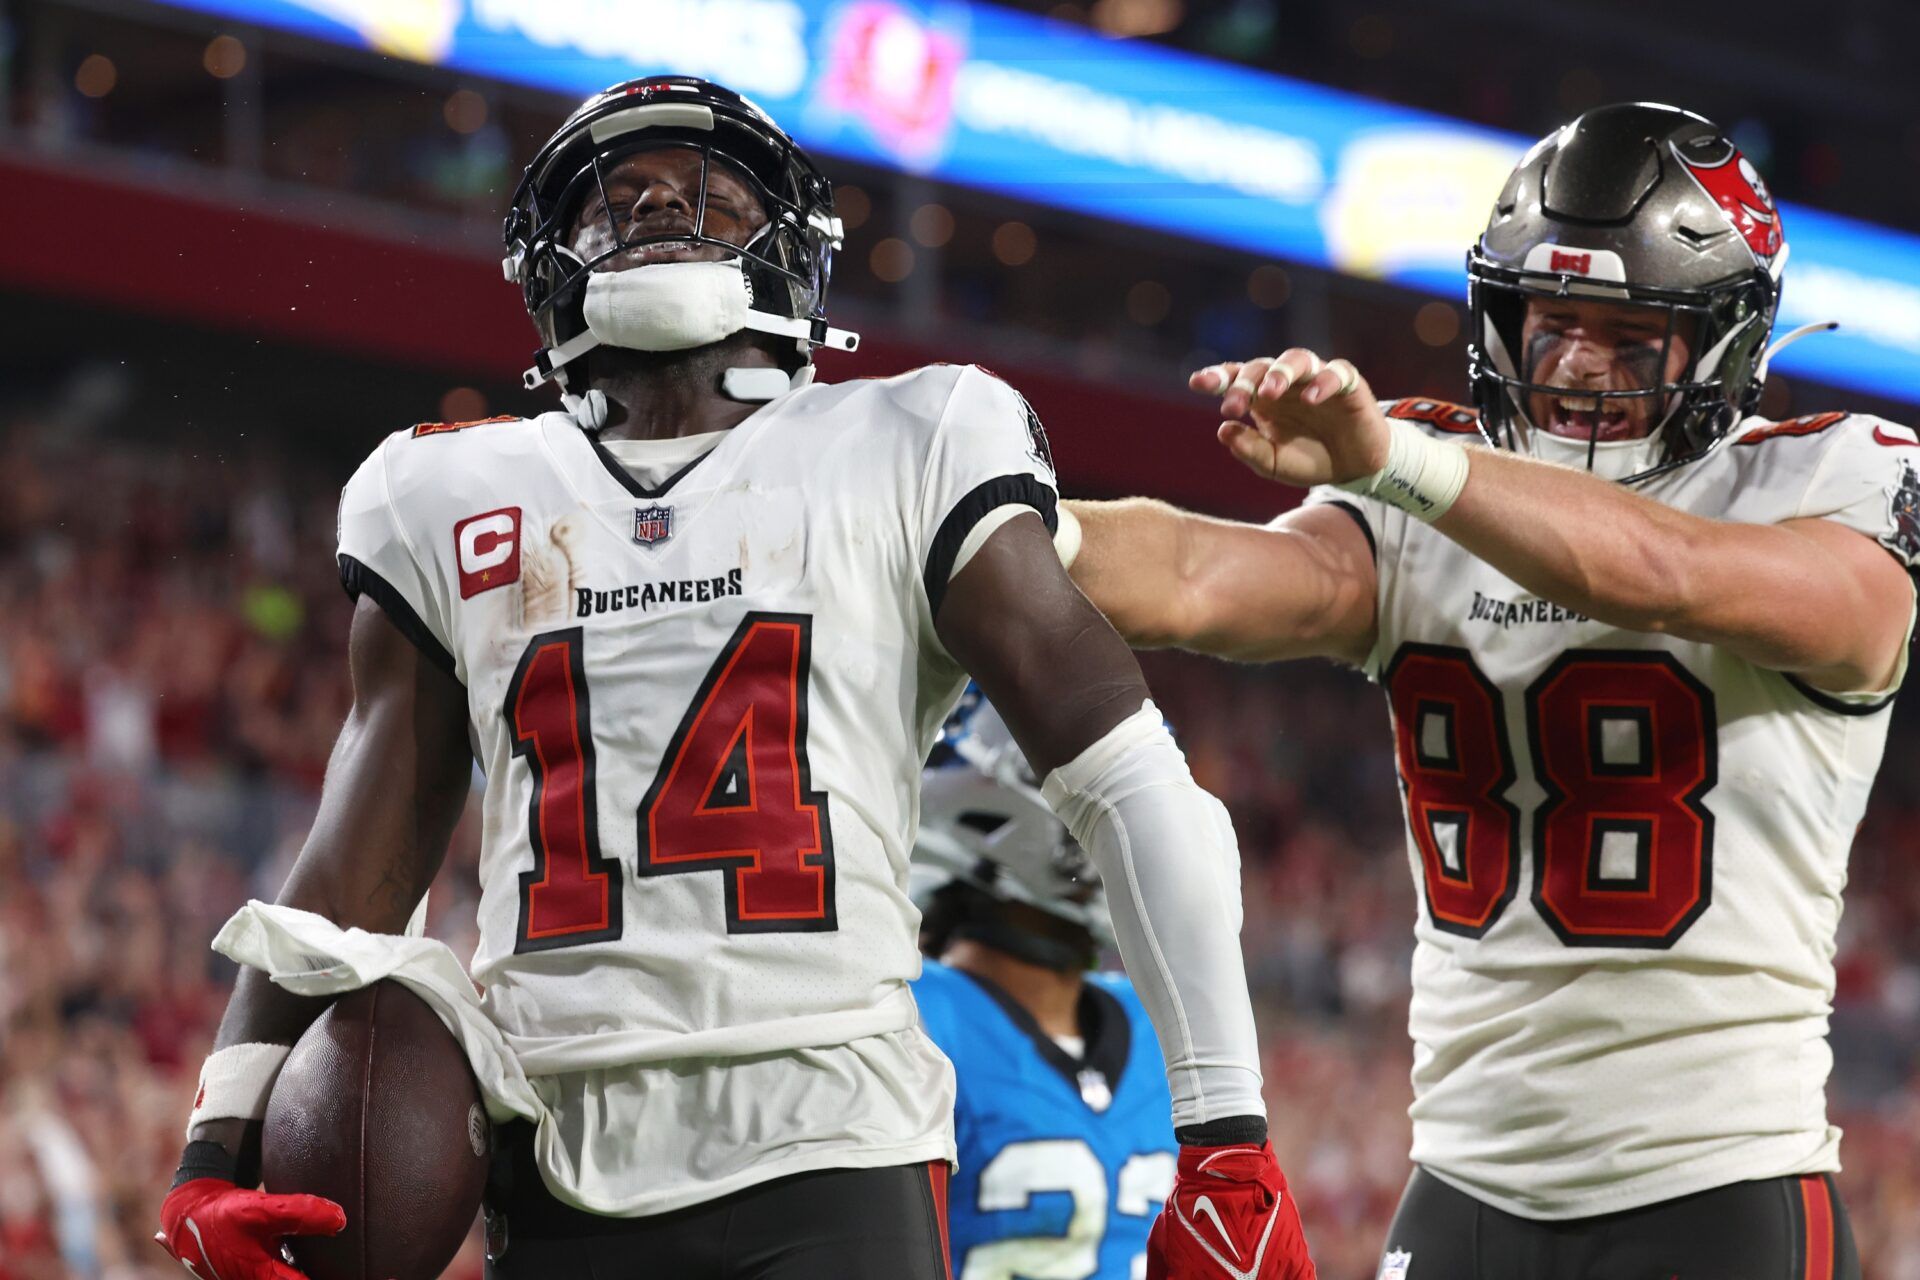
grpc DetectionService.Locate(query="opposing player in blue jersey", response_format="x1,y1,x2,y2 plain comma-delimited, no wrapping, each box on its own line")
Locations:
912,688,1180,1280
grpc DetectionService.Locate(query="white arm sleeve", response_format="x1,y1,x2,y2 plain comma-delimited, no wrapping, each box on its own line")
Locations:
1041,701,1266,1128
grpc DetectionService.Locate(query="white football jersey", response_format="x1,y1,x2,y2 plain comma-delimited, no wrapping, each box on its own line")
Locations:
336,363,1058,1213
1311,401,1920,1219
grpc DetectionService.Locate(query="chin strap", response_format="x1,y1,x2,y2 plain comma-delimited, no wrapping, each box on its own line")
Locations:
526,311,858,392
562,389,609,431
720,367,802,402
745,310,860,353
562,366,815,431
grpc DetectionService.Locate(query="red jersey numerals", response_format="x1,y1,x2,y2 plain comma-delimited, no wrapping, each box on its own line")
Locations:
503,613,835,953
1383,645,1717,949
1526,651,1716,947
1383,644,1521,936
637,616,835,932
506,631,622,950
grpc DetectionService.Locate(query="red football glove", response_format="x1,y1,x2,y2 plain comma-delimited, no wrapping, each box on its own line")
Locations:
155,1178,346,1280
1147,1142,1316,1280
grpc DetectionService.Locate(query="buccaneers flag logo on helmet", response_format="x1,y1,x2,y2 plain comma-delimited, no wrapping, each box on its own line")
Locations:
1672,137,1784,268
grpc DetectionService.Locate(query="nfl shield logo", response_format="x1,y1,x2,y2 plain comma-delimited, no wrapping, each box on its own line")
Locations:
1378,1249,1412,1280
1076,1068,1113,1113
633,504,674,546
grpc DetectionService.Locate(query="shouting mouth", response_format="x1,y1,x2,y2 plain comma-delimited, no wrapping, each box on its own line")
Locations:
1540,392,1643,442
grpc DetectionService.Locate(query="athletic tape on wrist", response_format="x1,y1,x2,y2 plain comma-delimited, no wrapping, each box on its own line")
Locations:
1052,504,1083,570
1338,419,1470,521
185,1043,291,1138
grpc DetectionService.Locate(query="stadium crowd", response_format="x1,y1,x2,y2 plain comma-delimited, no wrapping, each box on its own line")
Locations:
2,409,1917,1279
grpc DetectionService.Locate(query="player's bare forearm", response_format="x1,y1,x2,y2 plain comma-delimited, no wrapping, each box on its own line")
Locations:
1067,497,1377,665
1202,347,1910,691
1438,448,1911,688
1062,497,1207,648
938,512,1148,773
193,596,472,1153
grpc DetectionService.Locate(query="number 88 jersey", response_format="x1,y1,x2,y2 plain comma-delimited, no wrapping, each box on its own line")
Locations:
335,364,1056,1210
1313,402,1920,1222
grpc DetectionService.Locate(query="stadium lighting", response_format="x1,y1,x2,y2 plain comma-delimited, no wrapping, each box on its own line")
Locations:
870,237,915,282
991,222,1036,267
203,34,247,78
75,54,116,98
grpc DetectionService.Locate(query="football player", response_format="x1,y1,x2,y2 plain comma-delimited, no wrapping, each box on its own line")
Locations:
911,687,1179,1280
154,77,1315,1280
1059,104,1911,1279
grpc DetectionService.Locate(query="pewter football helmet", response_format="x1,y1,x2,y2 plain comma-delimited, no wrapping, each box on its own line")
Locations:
1467,103,1789,479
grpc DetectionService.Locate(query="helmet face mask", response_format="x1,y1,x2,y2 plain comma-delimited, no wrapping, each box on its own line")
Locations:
503,77,850,392
1469,266,1750,472
1466,104,1785,483
554,145,769,274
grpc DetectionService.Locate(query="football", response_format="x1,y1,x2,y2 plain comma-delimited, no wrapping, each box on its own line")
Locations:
262,981,490,1280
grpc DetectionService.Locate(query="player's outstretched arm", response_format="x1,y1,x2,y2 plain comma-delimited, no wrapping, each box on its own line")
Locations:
938,514,1316,1280
1436,449,1912,691
1203,349,1913,693
1063,497,1376,665
158,595,471,1279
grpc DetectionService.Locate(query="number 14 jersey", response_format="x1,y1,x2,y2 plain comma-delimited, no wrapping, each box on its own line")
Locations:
1315,404,1920,1221
335,364,1057,1212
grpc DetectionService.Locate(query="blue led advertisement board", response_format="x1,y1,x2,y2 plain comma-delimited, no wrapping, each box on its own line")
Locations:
153,0,1920,403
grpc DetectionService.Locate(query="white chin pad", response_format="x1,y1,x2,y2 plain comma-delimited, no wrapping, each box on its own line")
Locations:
583,260,751,353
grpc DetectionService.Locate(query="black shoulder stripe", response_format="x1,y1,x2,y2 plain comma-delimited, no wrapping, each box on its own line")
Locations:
1318,499,1378,564
1781,671,1895,717
338,554,461,683
923,474,1059,621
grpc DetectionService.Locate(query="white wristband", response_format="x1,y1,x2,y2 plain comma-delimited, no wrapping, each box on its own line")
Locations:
186,1043,291,1138
1338,419,1470,521
1053,504,1083,570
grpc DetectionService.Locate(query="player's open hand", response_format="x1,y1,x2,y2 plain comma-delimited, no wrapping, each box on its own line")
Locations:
1190,350,1390,489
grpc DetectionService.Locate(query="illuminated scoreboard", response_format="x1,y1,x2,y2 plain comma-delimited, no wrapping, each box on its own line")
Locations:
152,0,1920,404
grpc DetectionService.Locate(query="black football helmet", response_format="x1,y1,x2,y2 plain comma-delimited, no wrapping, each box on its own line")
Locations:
1467,103,1798,481
502,75,855,393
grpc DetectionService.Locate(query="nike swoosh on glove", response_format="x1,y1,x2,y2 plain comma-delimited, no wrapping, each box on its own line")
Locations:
156,1178,346,1280
1147,1142,1316,1280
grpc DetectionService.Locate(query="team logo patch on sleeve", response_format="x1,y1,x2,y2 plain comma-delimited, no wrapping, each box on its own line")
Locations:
455,507,522,598
633,504,674,547
1377,1249,1412,1280
1019,395,1055,477
1882,460,1920,567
